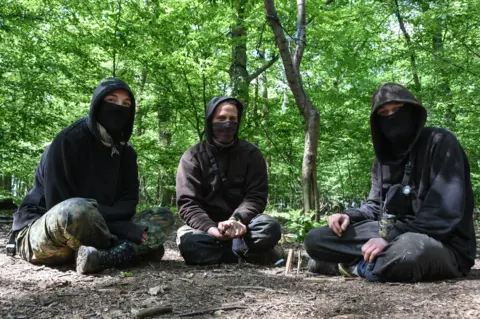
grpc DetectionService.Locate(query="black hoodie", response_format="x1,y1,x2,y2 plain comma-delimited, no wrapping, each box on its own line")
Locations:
176,97,268,232
345,83,476,274
13,78,144,243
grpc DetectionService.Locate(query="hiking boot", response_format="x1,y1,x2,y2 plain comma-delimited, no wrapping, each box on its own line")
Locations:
243,246,285,266
307,258,340,276
76,241,136,274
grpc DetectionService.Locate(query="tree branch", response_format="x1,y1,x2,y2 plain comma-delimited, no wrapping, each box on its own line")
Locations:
265,0,309,116
293,0,306,71
246,55,279,83
393,0,421,92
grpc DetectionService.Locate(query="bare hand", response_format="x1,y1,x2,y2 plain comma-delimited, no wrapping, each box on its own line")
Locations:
361,237,388,263
218,220,247,239
207,227,228,240
141,231,148,244
328,214,350,236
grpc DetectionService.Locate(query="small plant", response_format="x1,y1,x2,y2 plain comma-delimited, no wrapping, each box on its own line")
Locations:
120,271,133,278
268,209,328,243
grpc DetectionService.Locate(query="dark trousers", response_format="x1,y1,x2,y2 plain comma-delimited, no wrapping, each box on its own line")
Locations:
304,220,462,282
177,214,281,265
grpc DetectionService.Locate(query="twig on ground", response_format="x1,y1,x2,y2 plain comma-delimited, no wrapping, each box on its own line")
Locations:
296,250,302,275
178,305,248,317
136,305,173,318
285,249,293,275
225,286,272,290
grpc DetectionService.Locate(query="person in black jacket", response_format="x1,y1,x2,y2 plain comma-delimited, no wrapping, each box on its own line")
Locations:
11,78,174,274
305,82,476,282
176,97,283,265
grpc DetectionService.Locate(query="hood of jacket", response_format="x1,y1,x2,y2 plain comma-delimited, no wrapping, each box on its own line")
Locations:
370,83,427,163
86,78,136,144
205,96,244,145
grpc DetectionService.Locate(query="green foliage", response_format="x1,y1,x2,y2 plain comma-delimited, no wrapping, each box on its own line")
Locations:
268,209,328,242
120,271,134,278
0,0,479,215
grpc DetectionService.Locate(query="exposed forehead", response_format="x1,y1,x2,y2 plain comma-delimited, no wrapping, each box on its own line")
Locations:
381,102,404,109
106,88,131,98
215,102,238,113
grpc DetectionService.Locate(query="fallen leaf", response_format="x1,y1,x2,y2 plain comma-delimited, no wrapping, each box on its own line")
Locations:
149,285,164,296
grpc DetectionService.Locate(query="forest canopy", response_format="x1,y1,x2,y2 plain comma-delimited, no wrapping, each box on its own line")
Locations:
1,0,479,215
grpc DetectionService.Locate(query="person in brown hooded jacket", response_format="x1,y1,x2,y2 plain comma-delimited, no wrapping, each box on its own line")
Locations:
304,83,476,282
176,97,283,265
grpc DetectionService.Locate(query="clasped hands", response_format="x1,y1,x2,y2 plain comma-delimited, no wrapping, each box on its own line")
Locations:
328,213,388,263
208,218,246,240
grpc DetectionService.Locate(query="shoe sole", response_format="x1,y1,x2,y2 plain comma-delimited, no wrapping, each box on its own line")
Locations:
76,246,98,274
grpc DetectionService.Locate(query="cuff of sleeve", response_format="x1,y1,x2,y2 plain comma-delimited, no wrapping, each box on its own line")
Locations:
196,218,218,233
232,211,255,225
344,208,366,223
385,227,403,242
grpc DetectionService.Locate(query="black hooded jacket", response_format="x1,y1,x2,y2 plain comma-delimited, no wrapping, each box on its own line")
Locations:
13,78,144,243
176,97,268,232
345,83,476,274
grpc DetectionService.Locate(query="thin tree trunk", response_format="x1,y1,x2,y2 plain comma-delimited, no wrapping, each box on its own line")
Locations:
135,69,148,136
230,0,278,106
393,0,421,94
265,0,320,215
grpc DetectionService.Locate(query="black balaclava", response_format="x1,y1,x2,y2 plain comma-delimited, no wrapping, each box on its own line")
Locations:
370,83,426,163
96,100,130,142
377,104,416,151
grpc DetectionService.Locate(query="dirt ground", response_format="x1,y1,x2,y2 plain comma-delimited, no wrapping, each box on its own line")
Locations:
1,219,479,319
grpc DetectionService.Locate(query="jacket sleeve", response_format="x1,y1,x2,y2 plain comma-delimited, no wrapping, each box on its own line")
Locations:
385,132,468,242
97,147,139,222
176,154,217,232
44,136,78,209
345,159,382,222
231,148,268,224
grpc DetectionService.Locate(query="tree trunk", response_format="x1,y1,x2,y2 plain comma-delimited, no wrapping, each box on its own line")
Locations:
230,0,278,106
393,0,421,94
231,0,249,103
135,69,148,136
264,0,320,216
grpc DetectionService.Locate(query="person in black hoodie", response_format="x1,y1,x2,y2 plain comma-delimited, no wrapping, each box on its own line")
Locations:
11,78,174,274
176,97,283,265
304,82,476,282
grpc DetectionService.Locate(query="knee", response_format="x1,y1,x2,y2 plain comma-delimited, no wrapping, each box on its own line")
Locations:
176,228,220,265
176,226,203,251
387,232,434,270
58,198,99,226
136,207,175,228
304,226,331,256
249,214,282,240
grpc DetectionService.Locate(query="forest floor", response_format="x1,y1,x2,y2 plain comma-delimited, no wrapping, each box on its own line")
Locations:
1,215,479,319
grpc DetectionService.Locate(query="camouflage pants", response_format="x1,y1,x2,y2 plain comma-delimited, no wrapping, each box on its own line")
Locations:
16,198,174,265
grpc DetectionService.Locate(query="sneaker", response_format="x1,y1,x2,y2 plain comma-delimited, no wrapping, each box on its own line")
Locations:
307,258,340,276
338,262,360,277
76,241,136,274
338,260,373,278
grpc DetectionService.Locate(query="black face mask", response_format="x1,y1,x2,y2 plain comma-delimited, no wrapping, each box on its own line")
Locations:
378,105,416,149
96,100,130,141
211,121,238,145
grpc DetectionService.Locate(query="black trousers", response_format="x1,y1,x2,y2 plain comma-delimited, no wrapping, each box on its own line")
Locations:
177,214,281,265
304,220,462,282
